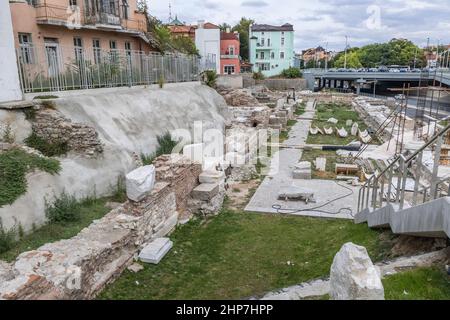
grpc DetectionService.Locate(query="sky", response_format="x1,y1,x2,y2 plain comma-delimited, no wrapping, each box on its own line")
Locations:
147,0,450,52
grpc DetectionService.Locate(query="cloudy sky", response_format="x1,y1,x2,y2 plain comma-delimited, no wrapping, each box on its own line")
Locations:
147,0,450,52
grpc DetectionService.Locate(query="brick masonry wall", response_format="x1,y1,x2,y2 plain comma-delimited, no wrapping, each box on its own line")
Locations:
31,107,103,156
154,155,203,219
0,182,177,300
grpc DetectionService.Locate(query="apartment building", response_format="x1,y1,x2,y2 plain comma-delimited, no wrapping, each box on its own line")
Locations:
249,23,295,77
220,31,240,75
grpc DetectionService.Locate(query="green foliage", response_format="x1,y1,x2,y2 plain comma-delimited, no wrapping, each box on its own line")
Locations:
23,108,37,121
0,219,17,254
149,19,198,55
24,133,70,157
232,17,254,61
280,67,302,79
0,149,61,207
203,70,218,88
110,176,127,203
141,132,180,165
252,70,265,80
33,95,59,100
45,191,82,223
329,39,425,68
294,102,306,116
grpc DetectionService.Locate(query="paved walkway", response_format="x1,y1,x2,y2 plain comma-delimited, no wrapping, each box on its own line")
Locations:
245,100,358,219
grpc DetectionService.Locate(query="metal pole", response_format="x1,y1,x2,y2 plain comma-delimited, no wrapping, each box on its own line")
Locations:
344,36,348,69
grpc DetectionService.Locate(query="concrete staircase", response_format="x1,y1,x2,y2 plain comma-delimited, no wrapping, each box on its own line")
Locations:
355,197,450,238
355,124,450,239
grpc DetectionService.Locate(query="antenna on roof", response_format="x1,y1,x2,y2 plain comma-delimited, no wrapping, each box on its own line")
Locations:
168,2,173,22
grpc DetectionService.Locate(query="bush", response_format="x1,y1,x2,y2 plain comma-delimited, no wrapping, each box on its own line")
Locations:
252,71,265,80
141,132,180,165
203,70,218,88
45,191,81,223
1,123,15,144
0,149,61,207
24,132,70,157
0,219,17,254
280,67,302,79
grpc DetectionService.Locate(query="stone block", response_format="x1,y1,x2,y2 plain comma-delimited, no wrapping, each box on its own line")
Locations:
139,238,173,264
293,169,311,180
199,170,225,184
192,183,219,201
126,165,156,202
330,243,384,300
278,186,315,202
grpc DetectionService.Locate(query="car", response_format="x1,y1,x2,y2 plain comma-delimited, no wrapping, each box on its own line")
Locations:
348,68,357,72
399,68,409,73
389,68,400,73
337,68,347,72
395,94,406,100
411,68,421,73
378,66,389,72
368,68,378,72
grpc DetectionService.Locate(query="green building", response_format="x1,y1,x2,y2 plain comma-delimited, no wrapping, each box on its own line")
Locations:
249,23,295,77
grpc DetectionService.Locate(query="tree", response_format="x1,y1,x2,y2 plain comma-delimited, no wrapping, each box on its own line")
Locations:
232,17,254,61
219,23,232,32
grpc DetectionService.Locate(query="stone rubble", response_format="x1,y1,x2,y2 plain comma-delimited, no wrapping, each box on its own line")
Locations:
125,165,156,202
31,107,103,157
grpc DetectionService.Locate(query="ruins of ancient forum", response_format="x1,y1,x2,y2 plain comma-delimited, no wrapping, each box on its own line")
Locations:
0,0,449,301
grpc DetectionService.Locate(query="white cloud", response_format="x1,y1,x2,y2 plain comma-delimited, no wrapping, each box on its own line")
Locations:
149,0,449,51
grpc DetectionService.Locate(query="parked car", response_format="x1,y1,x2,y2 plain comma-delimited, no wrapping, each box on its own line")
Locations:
378,66,389,72
399,68,409,73
411,68,421,73
389,68,400,73
368,68,378,72
337,68,347,72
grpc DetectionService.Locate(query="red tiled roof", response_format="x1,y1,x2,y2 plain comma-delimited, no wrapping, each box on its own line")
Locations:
221,32,239,41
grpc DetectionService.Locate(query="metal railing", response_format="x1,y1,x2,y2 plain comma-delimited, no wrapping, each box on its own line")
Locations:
357,123,450,213
34,3,147,33
16,44,211,93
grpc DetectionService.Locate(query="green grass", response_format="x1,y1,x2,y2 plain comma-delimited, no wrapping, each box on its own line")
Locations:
24,133,70,157
99,209,389,300
301,149,338,180
0,149,60,207
383,267,450,300
0,196,112,262
307,103,375,146
294,102,306,116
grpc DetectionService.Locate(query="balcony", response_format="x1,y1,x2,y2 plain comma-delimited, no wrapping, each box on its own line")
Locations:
221,54,239,59
34,4,146,33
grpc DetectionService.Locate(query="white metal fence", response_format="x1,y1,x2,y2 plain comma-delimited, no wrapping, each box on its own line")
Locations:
16,44,215,93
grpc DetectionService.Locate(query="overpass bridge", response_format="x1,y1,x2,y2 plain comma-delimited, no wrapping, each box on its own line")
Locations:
303,69,450,92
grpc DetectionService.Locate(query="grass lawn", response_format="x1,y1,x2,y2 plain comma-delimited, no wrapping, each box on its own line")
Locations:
99,208,389,300
301,149,338,180
307,102,373,146
0,197,114,262
383,267,450,300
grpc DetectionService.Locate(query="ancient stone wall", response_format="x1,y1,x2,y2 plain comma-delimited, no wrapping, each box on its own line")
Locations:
153,155,203,220
31,107,103,156
0,182,177,300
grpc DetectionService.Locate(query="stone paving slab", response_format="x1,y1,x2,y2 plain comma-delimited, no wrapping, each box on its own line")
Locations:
246,100,356,219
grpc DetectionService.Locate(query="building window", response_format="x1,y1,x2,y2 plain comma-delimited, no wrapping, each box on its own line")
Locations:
270,52,275,59
260,52,265,59
280,52,285,59
281,37,285,46
73,37,83,61
26,0,38,5
267,38,271,47
109,40,118,62
109,40,117,50
228,45,235,56
224,65,235,75
18,33,34,64
69,0,77,6
93,39,101,64
261,38,265,46
261,63,270,71
256,53,259,59
125,41,132,56
122,0,129,19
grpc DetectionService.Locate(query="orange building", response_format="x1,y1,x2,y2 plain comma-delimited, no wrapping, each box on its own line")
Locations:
9,0,157,56
220,31,240,75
